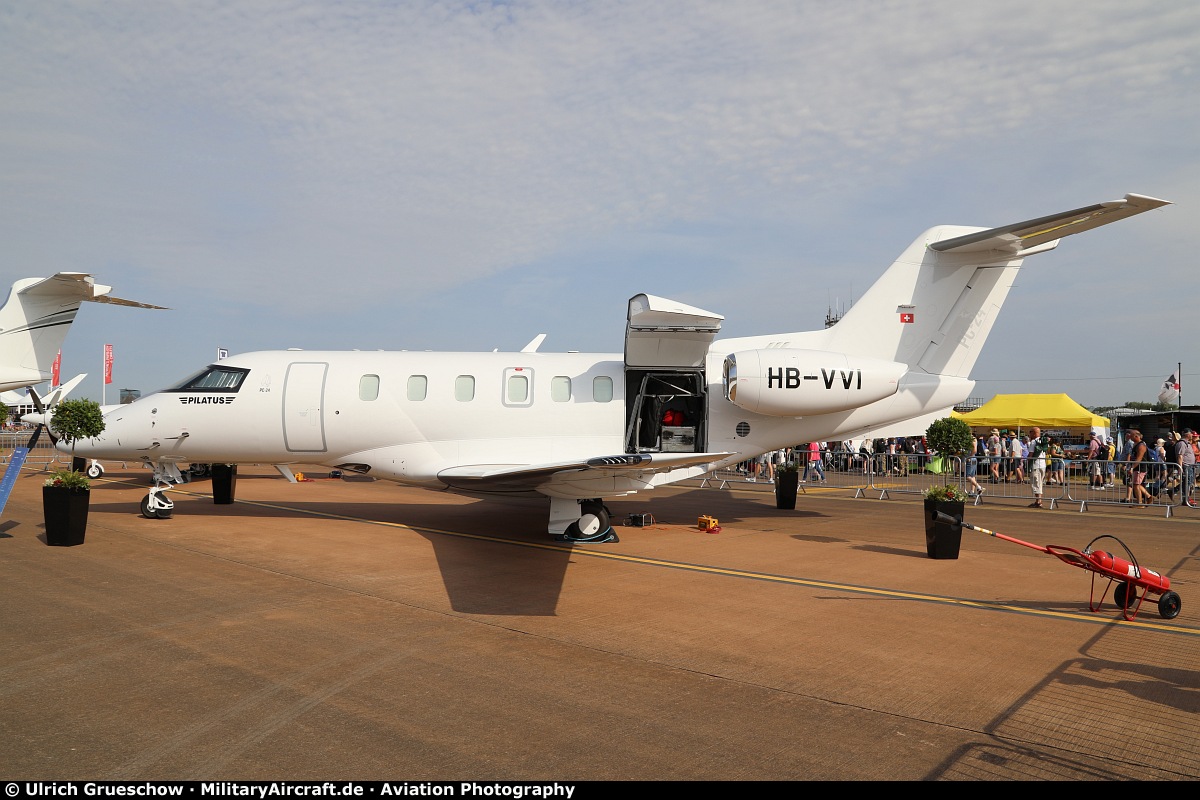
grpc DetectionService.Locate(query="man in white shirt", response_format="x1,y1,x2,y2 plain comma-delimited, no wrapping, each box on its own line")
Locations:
1027,427,1050,508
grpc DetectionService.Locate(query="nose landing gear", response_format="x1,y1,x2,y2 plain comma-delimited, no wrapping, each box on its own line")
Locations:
140,481,174,519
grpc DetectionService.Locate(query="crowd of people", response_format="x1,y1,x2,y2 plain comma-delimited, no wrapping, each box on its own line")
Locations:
964,427,1200,507
734,428,1200,507
737,441,829,484
738,437,935,484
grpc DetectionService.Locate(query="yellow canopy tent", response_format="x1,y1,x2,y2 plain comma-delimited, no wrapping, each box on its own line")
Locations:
952,393,1109,437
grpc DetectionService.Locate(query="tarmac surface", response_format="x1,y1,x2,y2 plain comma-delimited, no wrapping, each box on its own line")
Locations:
2,464,1198,782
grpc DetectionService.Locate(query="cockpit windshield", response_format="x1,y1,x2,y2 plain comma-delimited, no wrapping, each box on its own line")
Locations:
166,365,249,392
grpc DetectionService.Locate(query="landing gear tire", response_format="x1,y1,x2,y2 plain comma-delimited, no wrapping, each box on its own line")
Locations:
140,492,173,520
556,501,618,543
86,462,104,479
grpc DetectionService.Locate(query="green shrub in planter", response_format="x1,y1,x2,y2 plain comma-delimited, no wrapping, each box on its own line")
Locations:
925,416,974,457
43,398,106,546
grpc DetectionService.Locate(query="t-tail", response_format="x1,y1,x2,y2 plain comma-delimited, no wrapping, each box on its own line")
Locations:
821,193,1170,378
0,273,167,392
718,193,1170,438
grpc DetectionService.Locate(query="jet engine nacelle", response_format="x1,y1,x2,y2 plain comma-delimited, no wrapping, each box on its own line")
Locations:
723,349,907,417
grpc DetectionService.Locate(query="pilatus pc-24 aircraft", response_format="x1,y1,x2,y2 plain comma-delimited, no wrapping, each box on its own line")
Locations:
65,193,1170,540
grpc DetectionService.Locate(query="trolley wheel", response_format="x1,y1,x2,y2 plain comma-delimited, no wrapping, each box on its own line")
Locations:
1158,591,1182,620
1113,581,1138,609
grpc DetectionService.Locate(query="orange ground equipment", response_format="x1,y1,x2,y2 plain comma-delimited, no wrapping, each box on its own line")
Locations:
933,511,1181,621
697,515,720,533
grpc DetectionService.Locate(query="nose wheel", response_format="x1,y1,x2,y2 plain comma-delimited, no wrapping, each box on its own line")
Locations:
140,483,174,519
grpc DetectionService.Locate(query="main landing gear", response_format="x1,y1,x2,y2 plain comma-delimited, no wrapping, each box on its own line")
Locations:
554,499,619,543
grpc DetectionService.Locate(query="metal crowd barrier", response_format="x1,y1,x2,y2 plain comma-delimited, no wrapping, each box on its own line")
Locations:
691,449,1199,518
0,431,68,472
8,429,1192,518
942,455,1188,517
698,448,872,496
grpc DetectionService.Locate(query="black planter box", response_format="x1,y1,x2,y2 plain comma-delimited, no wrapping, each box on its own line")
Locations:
44,485,89,546
775,471,799,510
923,499,964,559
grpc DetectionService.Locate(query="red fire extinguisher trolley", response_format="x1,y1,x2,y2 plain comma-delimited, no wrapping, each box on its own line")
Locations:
933,511,1182,621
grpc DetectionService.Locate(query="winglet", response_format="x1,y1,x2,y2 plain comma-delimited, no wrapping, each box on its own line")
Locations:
521,334,547,353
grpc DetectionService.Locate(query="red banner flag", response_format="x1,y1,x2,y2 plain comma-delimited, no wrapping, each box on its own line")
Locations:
52,350,61,386
899,312,914,324
104,344,114,385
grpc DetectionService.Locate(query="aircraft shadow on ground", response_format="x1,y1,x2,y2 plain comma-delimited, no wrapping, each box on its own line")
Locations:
86,489,574,616
82,479,832,617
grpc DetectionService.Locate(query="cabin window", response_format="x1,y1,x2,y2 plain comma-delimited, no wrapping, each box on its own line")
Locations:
455,375,475,402
593,376,613,402
407,375,428,401
166,365,249,392
551,376,571,402
359,375,380,401
507,374,529,403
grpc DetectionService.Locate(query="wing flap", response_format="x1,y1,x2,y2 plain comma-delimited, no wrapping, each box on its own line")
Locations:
438,451,732,493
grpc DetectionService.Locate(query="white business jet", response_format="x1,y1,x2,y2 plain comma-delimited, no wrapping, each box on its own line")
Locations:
0,272,167,394
64,194,1170,539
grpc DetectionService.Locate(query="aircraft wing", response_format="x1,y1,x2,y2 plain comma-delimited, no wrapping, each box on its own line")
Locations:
929,193,1170,255
437,451,733,494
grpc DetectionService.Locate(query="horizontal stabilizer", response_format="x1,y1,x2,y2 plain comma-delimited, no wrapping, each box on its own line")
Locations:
19,272,169,310
929,193,1171,255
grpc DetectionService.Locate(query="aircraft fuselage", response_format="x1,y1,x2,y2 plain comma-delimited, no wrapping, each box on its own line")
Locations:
89,350,636,486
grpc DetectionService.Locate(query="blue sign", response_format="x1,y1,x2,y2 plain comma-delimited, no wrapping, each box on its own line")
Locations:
0,447,30,518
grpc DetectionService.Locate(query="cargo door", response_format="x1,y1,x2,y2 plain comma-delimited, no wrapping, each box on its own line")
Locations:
625,294,723,369
624,294,722,454
283,362,328,452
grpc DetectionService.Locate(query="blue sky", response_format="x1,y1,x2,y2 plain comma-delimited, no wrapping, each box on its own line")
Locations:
3,1,1198,409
